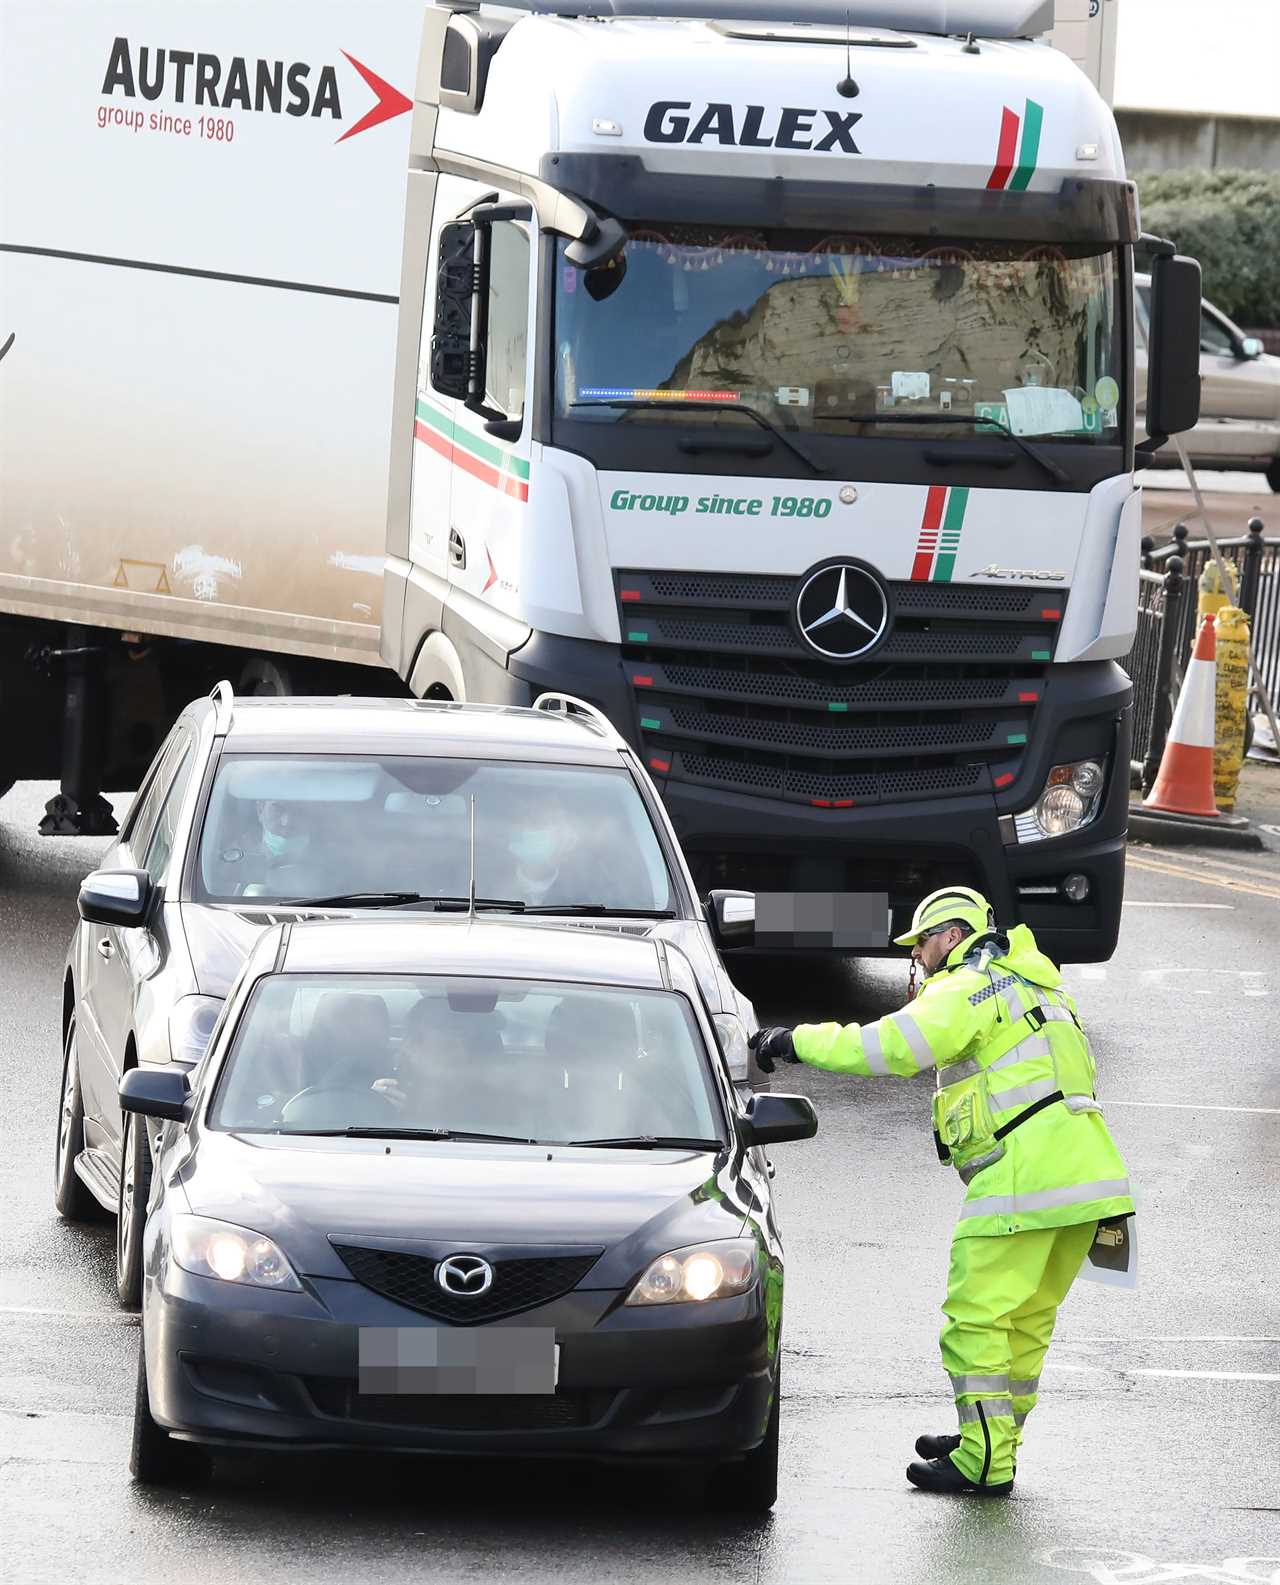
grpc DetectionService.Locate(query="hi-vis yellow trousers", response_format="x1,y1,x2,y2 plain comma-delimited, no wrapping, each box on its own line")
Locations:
939,1221,1096,1485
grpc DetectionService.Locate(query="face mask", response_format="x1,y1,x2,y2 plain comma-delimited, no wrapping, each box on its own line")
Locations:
263,828,309,860
510,831,559,868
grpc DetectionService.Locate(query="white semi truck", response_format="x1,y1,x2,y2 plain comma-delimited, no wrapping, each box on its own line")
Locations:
379,0,1200,961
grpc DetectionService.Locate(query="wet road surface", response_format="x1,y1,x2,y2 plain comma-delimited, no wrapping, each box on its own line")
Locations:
2,782,1277,1584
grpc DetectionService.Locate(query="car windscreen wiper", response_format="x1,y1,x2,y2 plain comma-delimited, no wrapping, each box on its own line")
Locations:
280,892,527,911
821,410,1069,486
571,398,824,475
338,1127,541,1144
564,1135,726,1151
520,904,678,918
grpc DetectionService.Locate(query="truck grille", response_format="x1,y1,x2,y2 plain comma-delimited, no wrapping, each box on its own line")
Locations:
617,568,1065,808
332,1244,602,1325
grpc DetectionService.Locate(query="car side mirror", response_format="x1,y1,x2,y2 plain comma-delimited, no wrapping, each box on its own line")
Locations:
1240,336,1263,361
739,1092,818,1147
1143,251,1202,444
78,868,152,928
706,889,755,948
120,1066,190,1123
430,220,477,401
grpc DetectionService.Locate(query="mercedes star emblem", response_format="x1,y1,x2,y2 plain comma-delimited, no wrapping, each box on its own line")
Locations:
793,558,891,661
436,1254,495,1297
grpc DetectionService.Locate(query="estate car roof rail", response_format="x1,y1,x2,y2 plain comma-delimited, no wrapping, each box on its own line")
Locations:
531,692,626,746
210,679,235,737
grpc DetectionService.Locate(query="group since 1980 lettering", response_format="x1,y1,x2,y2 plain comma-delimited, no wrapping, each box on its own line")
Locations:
610,489,833,519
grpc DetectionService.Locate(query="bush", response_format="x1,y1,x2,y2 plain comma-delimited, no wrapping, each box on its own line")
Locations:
1134,169,1280,328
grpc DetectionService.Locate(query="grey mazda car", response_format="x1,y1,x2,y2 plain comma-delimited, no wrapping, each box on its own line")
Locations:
121,917,815,1509
55,686,760,1308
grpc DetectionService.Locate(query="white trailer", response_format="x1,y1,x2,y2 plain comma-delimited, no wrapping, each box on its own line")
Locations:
1047,0,1119,104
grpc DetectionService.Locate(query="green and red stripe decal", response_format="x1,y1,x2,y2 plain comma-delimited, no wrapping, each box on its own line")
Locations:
414,398,529,503
911,485,969,583
987,99,1043,191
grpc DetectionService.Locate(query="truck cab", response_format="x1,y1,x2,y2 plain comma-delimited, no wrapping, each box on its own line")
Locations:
381,0,1201,962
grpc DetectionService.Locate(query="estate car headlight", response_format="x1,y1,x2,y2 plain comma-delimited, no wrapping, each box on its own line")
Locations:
172,1214,302,1292
168,995,224,1065
625,1238,758,1307
1014,759,1107,843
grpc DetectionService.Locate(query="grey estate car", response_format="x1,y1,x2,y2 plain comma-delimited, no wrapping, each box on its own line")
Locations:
55,685,759,1307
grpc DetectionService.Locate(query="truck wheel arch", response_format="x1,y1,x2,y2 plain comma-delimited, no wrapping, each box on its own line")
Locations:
407,632,467,702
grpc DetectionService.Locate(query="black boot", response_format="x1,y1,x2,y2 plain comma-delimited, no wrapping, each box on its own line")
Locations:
906,1455,1013,1497
915,1433,961,1460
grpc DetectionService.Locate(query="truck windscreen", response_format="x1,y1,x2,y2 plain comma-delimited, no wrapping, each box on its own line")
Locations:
554,228,1122,445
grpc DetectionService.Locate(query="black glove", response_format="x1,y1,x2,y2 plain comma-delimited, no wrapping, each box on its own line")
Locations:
748,1026,798,1073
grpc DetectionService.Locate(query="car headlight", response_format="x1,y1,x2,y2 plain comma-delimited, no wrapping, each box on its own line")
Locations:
171,1213,302,1291
1014,759,1107,843
713,1014,750,1082
624,1238,757,1307
168,996,224,1065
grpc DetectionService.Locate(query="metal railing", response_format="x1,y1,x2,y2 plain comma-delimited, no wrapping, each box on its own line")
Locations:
1120,515,1279,791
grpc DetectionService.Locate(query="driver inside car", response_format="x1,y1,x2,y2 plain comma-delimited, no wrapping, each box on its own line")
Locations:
280,993,398,1128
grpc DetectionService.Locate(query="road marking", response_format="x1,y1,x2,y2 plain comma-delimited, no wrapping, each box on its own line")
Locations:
1129,1369,1280,1382
1122,901,1234,909
1060,1336,1280,1344
1104,1100,1280,1115
1127,852,1280,902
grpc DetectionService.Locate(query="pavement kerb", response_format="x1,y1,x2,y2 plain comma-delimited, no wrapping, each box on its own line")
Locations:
1127,805,1267,851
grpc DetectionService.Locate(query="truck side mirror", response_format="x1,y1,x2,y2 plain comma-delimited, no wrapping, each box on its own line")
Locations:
1144,252,1202,443
430,221,477,402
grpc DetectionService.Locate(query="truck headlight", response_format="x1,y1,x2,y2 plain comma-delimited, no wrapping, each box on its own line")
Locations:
172,1214,302,1291
168,996,224,1065
624,1239,757,1306
1015,759,1107,843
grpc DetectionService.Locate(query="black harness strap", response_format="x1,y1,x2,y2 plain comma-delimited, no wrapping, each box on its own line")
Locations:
992,1090,1065,1142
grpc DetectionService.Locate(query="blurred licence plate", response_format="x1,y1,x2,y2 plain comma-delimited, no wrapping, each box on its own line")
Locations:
358,1328,559,1396
755,891,891,950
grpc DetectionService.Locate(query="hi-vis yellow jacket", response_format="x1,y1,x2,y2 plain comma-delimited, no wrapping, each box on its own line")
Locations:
792,925,1134,1239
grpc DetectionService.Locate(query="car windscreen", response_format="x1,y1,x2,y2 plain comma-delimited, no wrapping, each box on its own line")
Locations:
193,756,675,912
556,227,1122,442
208,974,722,1143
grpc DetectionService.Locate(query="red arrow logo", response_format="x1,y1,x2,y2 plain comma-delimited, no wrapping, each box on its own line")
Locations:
336,52,412,144
482,548,499,594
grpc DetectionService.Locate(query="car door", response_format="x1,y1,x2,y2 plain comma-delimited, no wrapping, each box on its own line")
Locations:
78,727,195,1161
1195,301,1280,462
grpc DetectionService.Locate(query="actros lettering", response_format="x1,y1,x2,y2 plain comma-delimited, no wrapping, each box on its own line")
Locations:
643,101,862,153
101,36,342,119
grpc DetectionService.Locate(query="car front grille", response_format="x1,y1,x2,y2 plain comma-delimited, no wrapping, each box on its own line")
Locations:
331,1244,602,1324
618,568,1065,808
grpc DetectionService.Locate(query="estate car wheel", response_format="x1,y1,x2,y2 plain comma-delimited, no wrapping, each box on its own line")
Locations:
54,1017,101,1221
130,1338,208,1486
1266,458,1280,494
116,1110,152,1308
711,1366,780,1514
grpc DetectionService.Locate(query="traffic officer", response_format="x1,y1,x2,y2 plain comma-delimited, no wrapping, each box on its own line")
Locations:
749,886,1133,1496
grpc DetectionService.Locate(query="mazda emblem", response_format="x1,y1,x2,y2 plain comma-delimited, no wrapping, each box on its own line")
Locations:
436,1254,494,1297
793,558,891,661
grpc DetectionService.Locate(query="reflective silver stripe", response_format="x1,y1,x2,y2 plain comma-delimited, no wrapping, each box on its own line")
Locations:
888,1009,935,1070
950,1373,1010,1396
1000,983,1025,1023
938,1054,984,1084
959,1177,1132,1220
987,1076,1060,1112
956,1397,1014,1424
1063,1095,1103,1115
989,1034,1053,1074
1038,1004,1077,1024
1014,1410,1028,1427
1010,1377,1040,1397
957,1144,1005,1184
861,1022,890,1076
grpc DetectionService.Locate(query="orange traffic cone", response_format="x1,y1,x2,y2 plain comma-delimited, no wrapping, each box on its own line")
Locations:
1144,613,1219,819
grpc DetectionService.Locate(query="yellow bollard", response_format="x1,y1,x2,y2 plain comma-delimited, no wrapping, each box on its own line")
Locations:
1212,605,1250,812
1198,559,1238,623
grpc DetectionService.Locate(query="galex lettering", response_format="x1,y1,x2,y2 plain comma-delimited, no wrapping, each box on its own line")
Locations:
103,36,342,118
643,101,861,153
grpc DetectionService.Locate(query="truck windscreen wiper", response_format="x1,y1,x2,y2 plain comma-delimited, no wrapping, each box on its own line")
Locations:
564,1135,726,1151
822,411,1068,486
571,398,824,475
280,892,526,911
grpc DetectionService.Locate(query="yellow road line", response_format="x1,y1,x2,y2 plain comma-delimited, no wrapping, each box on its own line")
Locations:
1126,851,1280,902
1133,846,1280,880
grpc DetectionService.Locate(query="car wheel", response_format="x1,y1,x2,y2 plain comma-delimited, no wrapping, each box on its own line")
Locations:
54,1017,102,1221
710,1366,780,1514
1267,458,1280,494
130,1337,209,1486
116,1110,152,1308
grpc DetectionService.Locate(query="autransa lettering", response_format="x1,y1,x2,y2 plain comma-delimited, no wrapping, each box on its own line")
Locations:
643,102,861,152
102,37,341,118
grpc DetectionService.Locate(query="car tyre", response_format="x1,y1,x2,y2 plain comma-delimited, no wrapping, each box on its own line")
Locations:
130,1338,209,1486
54,1017,103,1221
116,1109,152,1308
1267,458,1280,494
710,1366,780,1514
